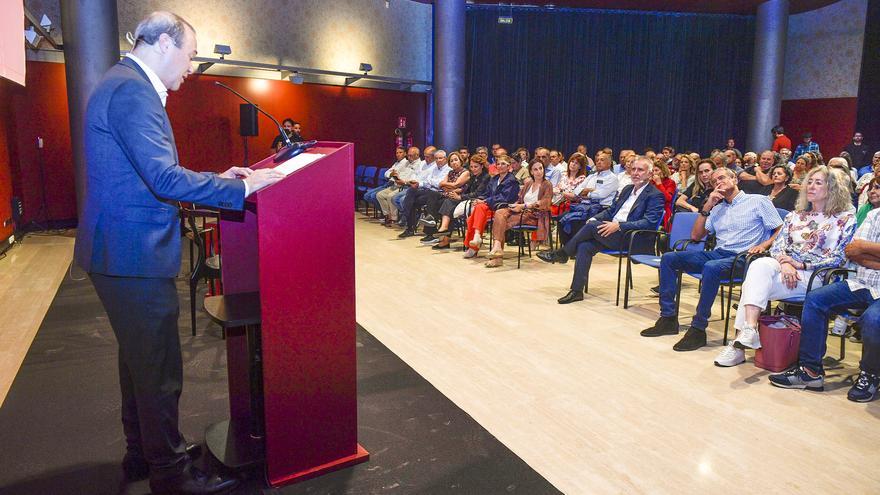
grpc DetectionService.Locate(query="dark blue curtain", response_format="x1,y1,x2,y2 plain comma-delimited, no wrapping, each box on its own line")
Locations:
465,6,755,156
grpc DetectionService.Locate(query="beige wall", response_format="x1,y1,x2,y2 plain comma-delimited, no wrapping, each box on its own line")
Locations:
26,0,432,82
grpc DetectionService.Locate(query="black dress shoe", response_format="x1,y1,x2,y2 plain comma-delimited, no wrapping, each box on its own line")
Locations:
149,465,239,495
123,443,202,481
537,249,569,264
673,327,707,351
397,229,416,238
432,242,451,250
557,290,584,304
640,316,680,337
419,233,435,242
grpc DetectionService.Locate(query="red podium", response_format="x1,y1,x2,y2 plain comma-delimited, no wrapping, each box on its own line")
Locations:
205,142,368,487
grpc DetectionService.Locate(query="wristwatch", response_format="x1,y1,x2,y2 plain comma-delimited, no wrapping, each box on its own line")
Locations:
700,209,711,217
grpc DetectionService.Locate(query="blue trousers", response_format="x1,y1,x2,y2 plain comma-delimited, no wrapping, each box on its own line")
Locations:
364,183,390,208
798,281,880,375
658,248,738,330
394,189,410,225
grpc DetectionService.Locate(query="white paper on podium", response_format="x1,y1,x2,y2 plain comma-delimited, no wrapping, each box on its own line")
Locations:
274,153,325,176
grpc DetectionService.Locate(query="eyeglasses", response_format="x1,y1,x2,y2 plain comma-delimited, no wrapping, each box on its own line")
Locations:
869,183,880,190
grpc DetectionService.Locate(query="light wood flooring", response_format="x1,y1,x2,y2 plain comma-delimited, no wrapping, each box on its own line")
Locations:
3,221,879,494
353,213,879,495
0,232,75,407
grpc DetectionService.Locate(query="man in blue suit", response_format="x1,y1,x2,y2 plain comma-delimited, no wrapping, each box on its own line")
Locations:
74,12,284,494
538,156,665,304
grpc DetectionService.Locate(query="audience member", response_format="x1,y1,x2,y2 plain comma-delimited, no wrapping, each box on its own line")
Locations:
725,137,741,157
857,177,880,226
844,132,870,170
552,153,588,216
671,154,695,189
376,146,422,226
419,151,471,244
793,132,820,160
365,147,407,212
715,167,856,366
772,125,792,153
537,157,665,303
398,149,452,238
393,146,436,225
557,152,619,244
458,147,471,164
769,207,880,402
856,152,880,206
462,155,520,258
675,159,715,213
765,165,798,211
652,160,676,231
640,168,783,352
485,161,553,267
616,154,636,193
738,150,774,193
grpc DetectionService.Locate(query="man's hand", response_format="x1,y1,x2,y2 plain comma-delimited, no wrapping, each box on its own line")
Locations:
747,245,766,254
704,190,724,210
510,204,525,213
846,239,869,258
779,262,801,290
409,180,419,189
563,192,577,200
219,166,253,179
447,191,461,200
597,221,621,237
243,168,286,195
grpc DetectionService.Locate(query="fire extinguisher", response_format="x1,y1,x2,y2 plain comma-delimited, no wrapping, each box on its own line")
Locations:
395,116,413,151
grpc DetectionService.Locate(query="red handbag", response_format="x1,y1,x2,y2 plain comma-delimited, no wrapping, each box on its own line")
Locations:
755,315,802,372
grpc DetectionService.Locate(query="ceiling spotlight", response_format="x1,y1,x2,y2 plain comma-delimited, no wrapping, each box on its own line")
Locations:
213,44,232,59
40,14,52,32
359,63,373,74
24,27,43,48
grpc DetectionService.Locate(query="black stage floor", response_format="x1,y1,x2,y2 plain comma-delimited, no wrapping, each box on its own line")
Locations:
0,268,560,495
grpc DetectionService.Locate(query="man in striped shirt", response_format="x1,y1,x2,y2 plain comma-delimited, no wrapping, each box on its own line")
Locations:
641,168,783,351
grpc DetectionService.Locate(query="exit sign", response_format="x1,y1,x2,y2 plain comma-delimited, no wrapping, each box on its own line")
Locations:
497,16,513,24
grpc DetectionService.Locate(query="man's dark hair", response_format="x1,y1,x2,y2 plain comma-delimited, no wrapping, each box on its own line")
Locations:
282,118,295,126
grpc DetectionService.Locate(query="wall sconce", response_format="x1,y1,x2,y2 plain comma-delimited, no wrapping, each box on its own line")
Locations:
346,63,373,86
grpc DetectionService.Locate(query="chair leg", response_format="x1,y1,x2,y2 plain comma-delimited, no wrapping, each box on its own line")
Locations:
623,257,632,309
189,279,197,337
840,333,846,361
723,283,735,345
674,272,683,317
615,256,623,306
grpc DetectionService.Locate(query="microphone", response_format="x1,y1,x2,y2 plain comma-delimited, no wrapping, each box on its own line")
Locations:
214,81,301,163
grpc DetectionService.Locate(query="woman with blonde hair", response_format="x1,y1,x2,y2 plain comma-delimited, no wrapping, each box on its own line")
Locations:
715,166,857,367
675,159,715,212
671,154,696,189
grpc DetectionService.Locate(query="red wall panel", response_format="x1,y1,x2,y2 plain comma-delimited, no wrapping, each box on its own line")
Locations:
6,61,427,224
780,97,858,161
0,78,16,241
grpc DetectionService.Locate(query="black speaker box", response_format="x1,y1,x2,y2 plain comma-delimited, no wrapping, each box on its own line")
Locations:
240,103,259,136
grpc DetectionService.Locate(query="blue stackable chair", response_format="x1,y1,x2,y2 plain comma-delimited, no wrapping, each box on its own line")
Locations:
858,165,872,179
623,211,705,309
356,165,377,209
365,167,389,216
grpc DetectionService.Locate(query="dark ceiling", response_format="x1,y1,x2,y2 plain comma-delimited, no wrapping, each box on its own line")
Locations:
412,1,838,15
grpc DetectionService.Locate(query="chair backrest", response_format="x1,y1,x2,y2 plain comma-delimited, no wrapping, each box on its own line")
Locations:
667,211,702,251
354,165,366,183
361,166,377,186
775,207,790,221
376,168,389,186
858,165,872,178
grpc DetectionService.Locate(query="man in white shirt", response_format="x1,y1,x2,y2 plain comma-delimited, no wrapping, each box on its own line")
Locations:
364,146,406,211
574,152,619,204
538,157,666,303
398,150,452,238
376,146,422,225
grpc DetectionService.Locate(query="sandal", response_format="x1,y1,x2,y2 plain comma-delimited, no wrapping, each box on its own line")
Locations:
485,258,503,268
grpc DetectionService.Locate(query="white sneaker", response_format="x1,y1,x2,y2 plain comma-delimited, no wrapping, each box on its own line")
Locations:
714,343,745,367
733,326,762,350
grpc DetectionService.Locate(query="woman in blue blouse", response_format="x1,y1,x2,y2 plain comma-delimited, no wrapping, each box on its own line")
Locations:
462,155,520,259
715,166,857,367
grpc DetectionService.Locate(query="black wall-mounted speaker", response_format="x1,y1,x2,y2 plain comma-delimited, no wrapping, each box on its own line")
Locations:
239,103,259,136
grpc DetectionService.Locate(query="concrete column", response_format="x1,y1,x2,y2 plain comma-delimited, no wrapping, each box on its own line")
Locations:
433,0,466,150
61,0,119,218
746,0,789,152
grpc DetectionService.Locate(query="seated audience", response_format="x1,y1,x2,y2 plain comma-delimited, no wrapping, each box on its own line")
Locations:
536,147,561,186
485,161,553,267
789,155,809,190
742,151,758,169
675,159,715,213
739,150,774,193
398,150,452,238
857,177,880,226
766,165,799,211
671,154,695,190
793,132,820,160
557,152,619,244
376,146,423,226
462,155,520,258
536,157,665,303
552,153,588,216
826,156,857,195
365,146,406,211
432,155,490,249
617,154,636,193
419,152,470,244
458,147,470,164
715,167,856,366
856,152,880,206
652,159,676,231
768,207,880,402
641,168,783,352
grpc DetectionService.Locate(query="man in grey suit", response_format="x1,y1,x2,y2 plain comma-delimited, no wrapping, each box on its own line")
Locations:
74,11,283,494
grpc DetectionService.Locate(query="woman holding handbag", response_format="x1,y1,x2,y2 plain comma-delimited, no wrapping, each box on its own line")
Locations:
714,166,857,367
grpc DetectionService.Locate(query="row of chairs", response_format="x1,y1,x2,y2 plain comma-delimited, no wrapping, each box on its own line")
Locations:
355,165,390,214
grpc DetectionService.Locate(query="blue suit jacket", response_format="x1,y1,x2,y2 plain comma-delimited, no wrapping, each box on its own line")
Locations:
593,183,665,252
74,58,246,278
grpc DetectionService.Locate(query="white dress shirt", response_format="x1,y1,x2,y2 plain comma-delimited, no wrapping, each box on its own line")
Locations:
574,169,618,206
126,53,168,107
613,182,649,223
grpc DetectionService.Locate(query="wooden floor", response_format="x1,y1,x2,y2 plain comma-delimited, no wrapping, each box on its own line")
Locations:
0,233,75,408
353,213,880,495
4,222,880,494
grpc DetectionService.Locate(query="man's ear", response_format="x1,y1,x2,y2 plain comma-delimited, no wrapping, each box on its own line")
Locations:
156,32,174,54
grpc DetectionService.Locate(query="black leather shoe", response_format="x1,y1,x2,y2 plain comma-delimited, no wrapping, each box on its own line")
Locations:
432,242,451,250
149,465,239,495
537,249,569,264
557,290,584,304
673,327,707,351
640,316,680,337
123,443,202,481
397,229,416,238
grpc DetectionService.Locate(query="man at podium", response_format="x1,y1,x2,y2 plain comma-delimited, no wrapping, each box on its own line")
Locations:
73,11,284,495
